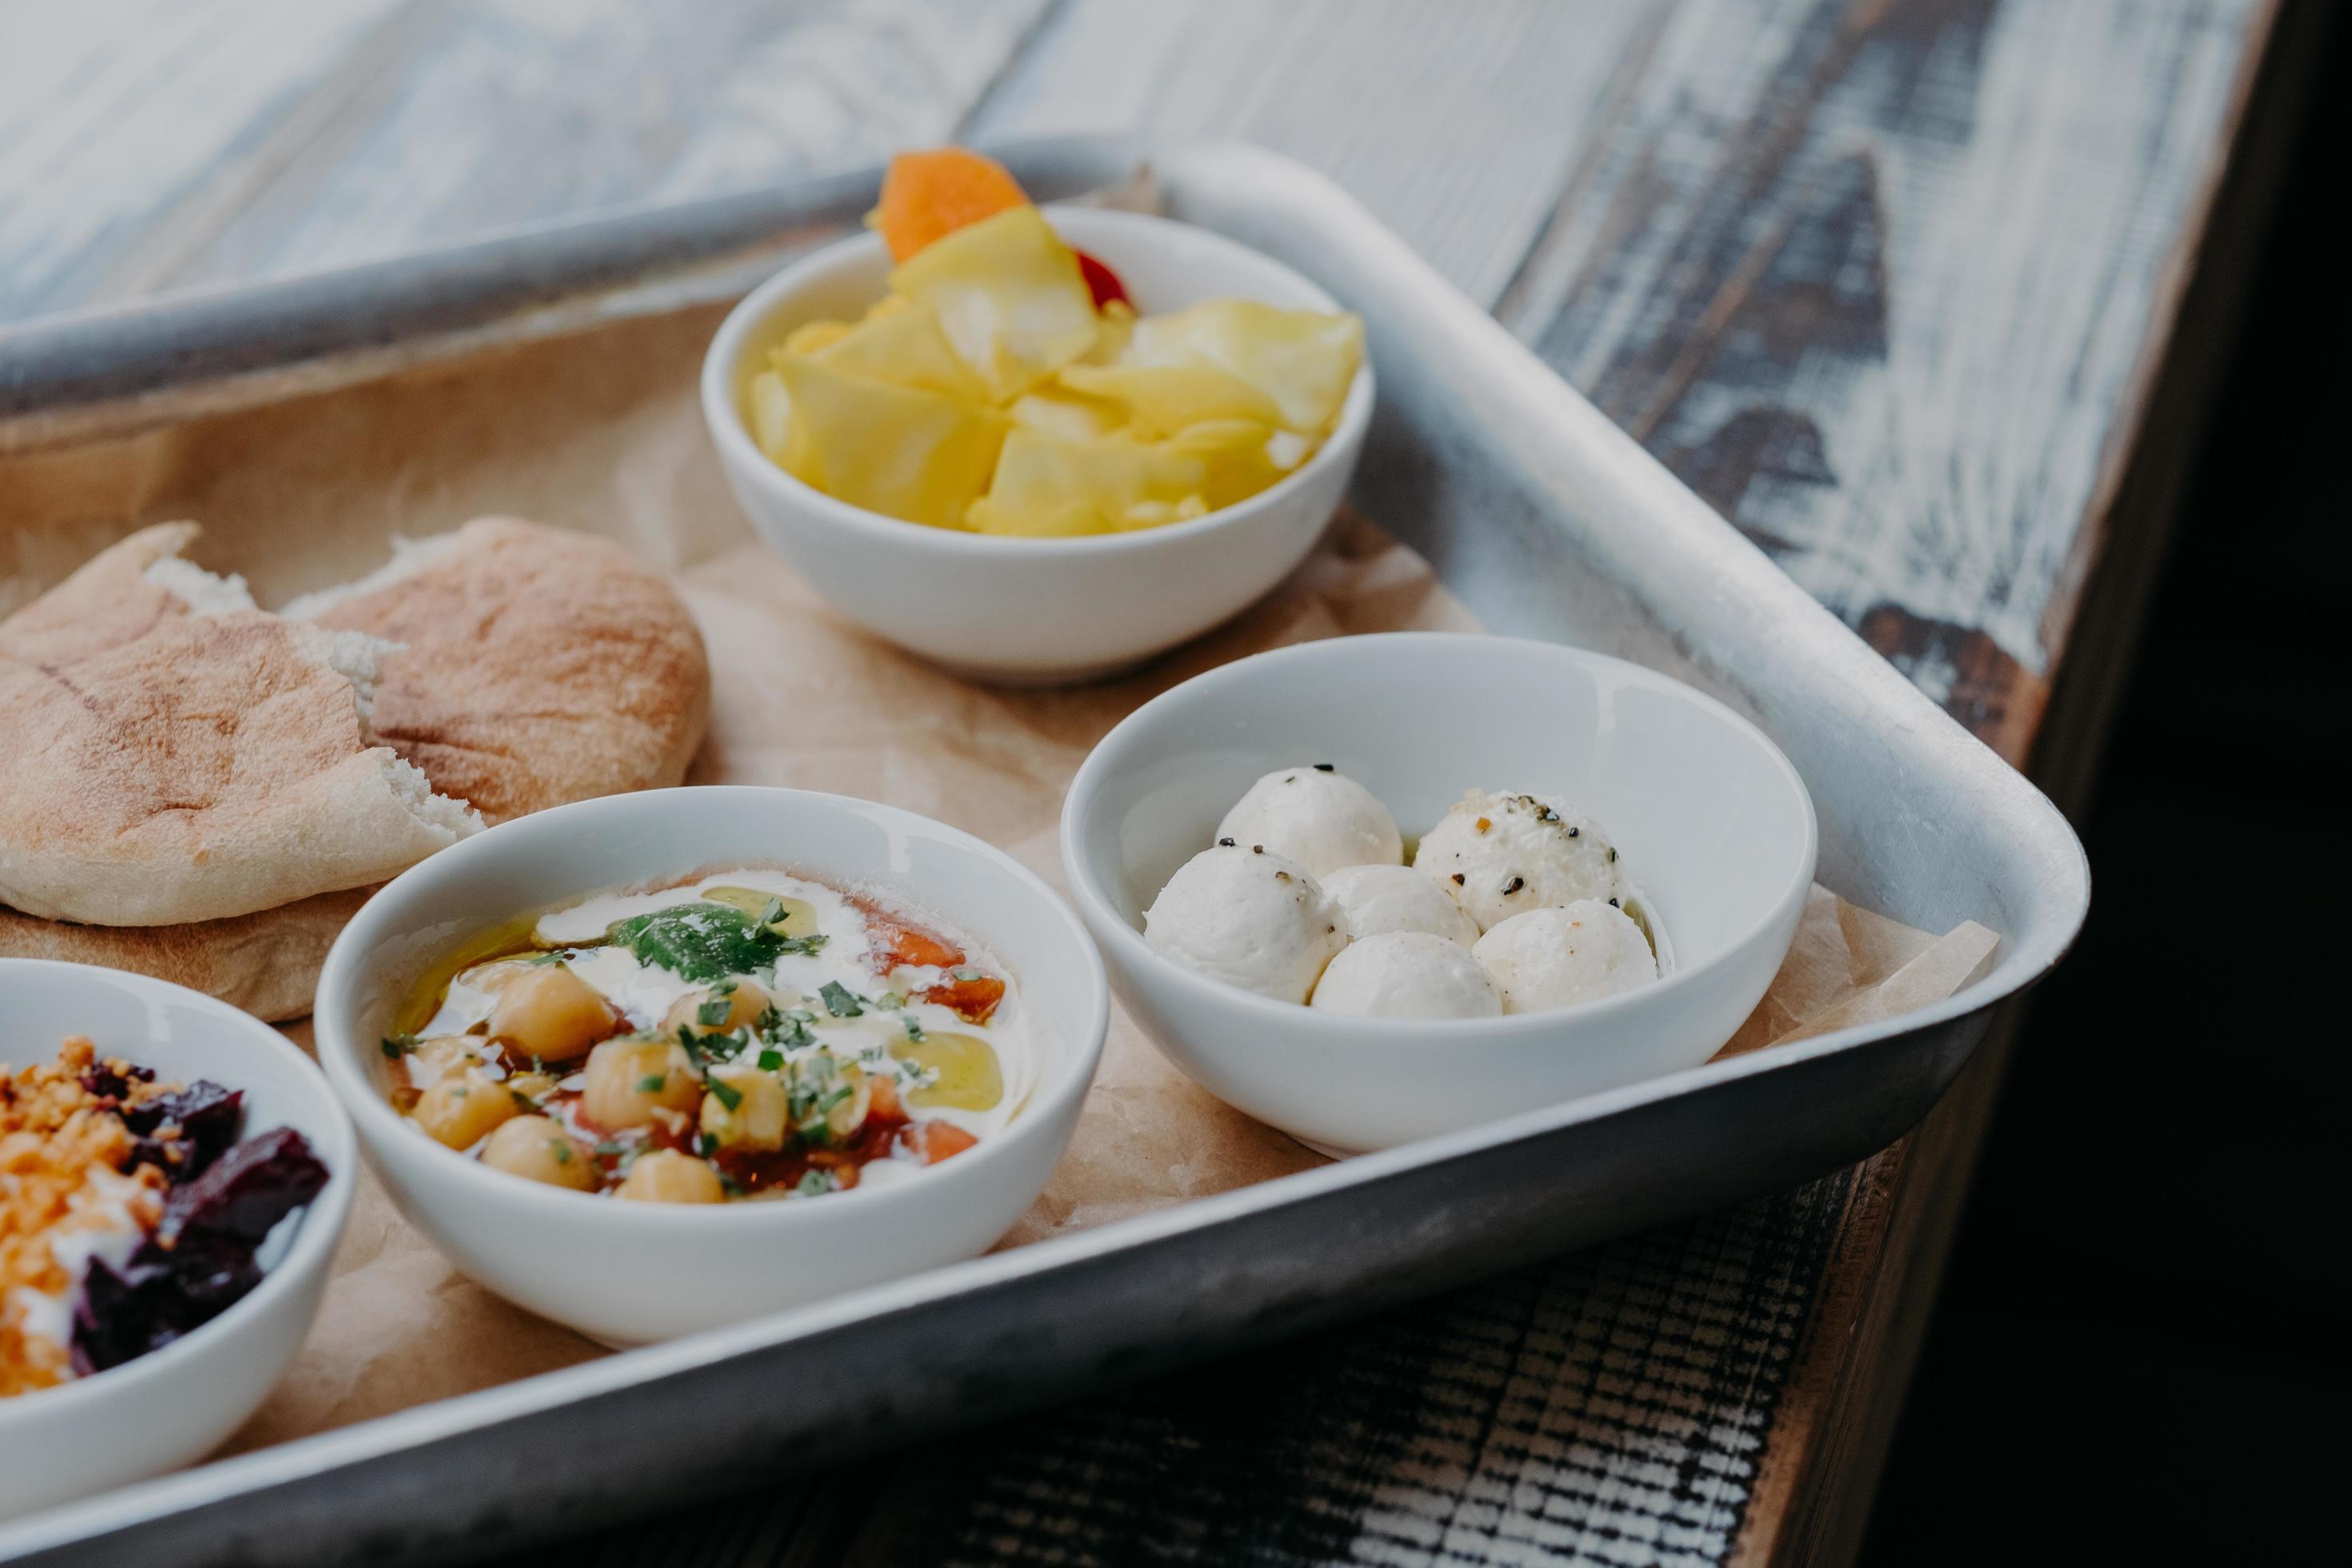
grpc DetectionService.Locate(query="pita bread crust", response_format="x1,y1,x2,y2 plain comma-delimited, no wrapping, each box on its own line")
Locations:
0,522,205,664
0,887,370,1023
306,516,710,821
0,610,478,925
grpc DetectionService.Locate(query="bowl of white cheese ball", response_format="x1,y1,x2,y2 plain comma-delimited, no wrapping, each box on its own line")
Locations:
1058,633,1816,1152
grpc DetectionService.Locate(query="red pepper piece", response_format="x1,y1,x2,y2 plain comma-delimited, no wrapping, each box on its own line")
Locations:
1077,250,1130,310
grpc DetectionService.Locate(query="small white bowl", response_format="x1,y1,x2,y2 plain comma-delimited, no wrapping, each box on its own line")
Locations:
700,206,1374,686
0,960,355,1521
1058,634,1818,1154
311,786,1110,1346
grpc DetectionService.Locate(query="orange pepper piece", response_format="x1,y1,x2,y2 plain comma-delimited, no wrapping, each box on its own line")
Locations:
876,148,1030,262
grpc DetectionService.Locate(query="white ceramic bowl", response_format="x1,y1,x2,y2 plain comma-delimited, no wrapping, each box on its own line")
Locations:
0,960,355,1521
1058,634,1818,1153
701,206,1374,685
312,786,1110,1346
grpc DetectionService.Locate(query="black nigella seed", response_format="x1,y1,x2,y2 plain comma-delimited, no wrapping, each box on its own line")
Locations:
1609,897,1621,908
1451,873,1466,886
1608,848,1617,862
1253,844,1265,854
1218,837,1236,847
1502,876,1525,894
1567,826,1579,838
1313,763,1334,772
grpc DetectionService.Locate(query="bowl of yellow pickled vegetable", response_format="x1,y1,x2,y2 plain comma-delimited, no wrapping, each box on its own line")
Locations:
701,150,1372,686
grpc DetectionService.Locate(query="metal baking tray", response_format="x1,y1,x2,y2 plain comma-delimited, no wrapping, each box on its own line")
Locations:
0,137,2087,1565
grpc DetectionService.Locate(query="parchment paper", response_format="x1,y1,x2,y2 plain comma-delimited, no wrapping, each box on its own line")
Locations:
0,309,1998,1458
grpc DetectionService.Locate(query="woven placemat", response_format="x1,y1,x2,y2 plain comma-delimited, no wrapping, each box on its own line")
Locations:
515,1169,1855,1568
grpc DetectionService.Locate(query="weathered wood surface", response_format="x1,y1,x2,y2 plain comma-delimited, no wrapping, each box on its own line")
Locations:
0,1,2280,1562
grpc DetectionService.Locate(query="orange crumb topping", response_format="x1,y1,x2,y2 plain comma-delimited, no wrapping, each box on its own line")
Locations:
0,1038,168,1397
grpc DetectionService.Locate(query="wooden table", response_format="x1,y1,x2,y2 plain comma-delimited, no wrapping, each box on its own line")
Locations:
2,2,2310,1561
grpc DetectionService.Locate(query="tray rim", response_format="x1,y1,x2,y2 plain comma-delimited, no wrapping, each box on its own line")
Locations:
0,134,2088,1560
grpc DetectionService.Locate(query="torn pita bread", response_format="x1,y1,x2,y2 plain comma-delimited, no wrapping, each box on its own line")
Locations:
0,517,710,1015
0,887,373,1023
0,594,479,926
292,516,709,822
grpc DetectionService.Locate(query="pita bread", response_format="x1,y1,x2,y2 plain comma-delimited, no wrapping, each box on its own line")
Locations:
0,887,373,1022
0,517,708,1009
0,602,480,925
294,517,709,821
0,521,234,663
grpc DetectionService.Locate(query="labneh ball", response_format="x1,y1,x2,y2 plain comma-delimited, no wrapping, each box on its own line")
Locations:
1472,900,1657,1015
1215,765,1402,879
1414,788,1626,933
1320,864,1481,948
1309,931,1500,1020
1145,845,1348,1003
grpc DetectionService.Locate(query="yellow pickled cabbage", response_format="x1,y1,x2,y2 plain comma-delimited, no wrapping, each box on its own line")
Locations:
744,193,1362,535
968,430,1210,538
782,319,855,356
773,354,1006,529
1158,418,1298,510
1125,300,1364,434
890,206,1099,402
809,298,992,402
1056,362,1286,439
1007,386,1127,443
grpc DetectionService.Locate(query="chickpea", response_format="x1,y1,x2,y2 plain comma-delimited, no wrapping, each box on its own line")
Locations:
698,1063,788,1152
581,1038,702,1130
486,964,618,1064
478,1115,598,1190
504,1070,561,1108
409,1035,481,1084
820,1062,870,1142
614,1149,726,1205
787,1054,869,1142
659,978,770,1039
411,1068,522,1150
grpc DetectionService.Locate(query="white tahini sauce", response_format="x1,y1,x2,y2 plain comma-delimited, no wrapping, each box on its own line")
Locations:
416,868,1033,1143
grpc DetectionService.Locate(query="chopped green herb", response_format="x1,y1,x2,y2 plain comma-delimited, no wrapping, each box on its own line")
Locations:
902,1015,926,1042
796,1170,833,1197
635,1074,668,1094
706,1076,744,1113
697,994,737,1028
717,1170,748,1198
819,981,865,1018
508,1089,536,1111
875,990,906,1011
550,1140,572,1165
818,1084,854,1113
593,1140,630,1158
757,1049,783,1072
952,968,982,982
757,898,786,927
522,950,564,967
380,1034,418,1059
698,1131,720,1158
607,902,787,984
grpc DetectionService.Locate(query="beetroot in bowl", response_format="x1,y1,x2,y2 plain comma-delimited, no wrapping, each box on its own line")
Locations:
0,960,354,1521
